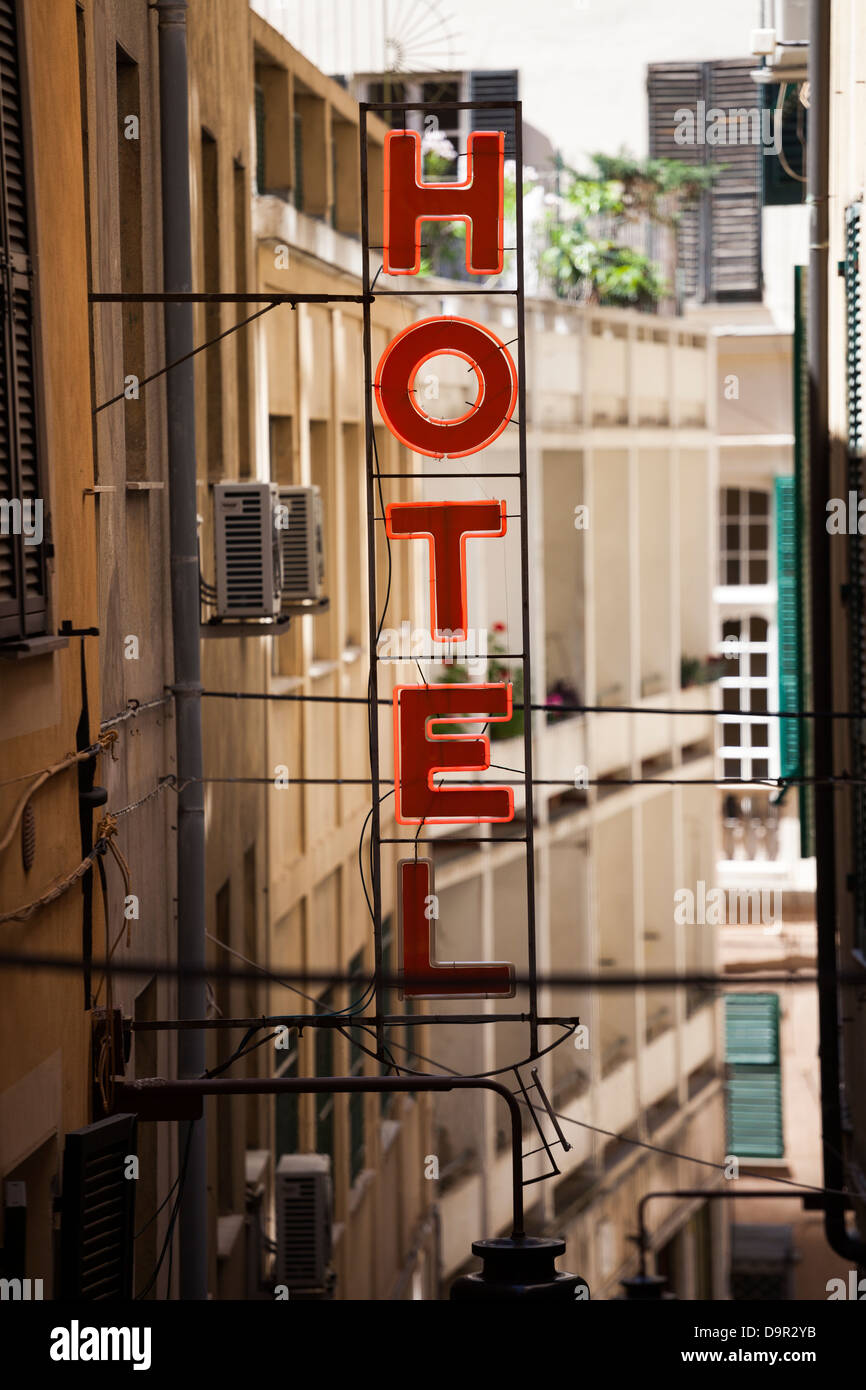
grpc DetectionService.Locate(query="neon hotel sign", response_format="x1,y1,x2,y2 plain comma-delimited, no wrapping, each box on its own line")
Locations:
374,128,517,1000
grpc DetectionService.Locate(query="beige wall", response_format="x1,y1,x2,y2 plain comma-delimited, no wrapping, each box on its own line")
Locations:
0,0,99,1280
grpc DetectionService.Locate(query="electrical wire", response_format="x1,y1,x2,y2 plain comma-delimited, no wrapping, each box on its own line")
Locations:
94,303,279,415
0,731,118,853
0,778,173,927
100,695,173,730
135,1120,193,1300
348,1015,857,1202
201,688,866,720
183,772,866,789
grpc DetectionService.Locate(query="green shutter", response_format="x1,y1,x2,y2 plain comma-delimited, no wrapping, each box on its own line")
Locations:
793,264,815,856
845,204,866,954
776,475,801,779
725,994,783,1158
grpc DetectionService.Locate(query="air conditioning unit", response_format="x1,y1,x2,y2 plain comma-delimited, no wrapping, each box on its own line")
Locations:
278,485,325,607
275,1153,332,1290
214,481,282,618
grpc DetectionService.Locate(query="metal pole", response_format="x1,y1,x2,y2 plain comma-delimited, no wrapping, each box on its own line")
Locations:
636,1187,833,1279
117,1074,525,1237
514,104,540,1055
359,105,386,1059
156,0,207,1300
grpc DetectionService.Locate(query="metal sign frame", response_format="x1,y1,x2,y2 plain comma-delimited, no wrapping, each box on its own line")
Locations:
359,99,541,1059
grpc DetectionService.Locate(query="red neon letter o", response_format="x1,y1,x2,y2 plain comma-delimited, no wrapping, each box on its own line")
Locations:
374,316,517,459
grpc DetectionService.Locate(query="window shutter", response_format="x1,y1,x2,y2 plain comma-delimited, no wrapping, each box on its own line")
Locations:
794,263,815,856
60,1114,138,1300
775,476,800,778
845,204,866,950
706,60,762,300
468,70,518,158
647,59,762,303
725,994,783,1158
0,0,45,640
647,61,703,300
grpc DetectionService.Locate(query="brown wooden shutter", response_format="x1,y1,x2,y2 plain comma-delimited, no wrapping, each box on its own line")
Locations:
707,59,762,300
0,0,46,640
60,1114,138,1300
469,69,518,159
647,61,703,301
648,58,762,304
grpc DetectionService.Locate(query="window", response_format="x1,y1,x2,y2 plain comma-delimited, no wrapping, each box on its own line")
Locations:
116,47,146,479
254,82,265,194
420,80,460,182
719,487,771,586
347,949,366,1183
725,993,783,1158
762,84,807,207
292,108,303,212
214,881,233,1211
314,988,335,1162
775,475,802,780
201,130,222,479
719,615,776,782
274,1038,299,1161
233,162,250,475
648,59,762,303
380,915,395,1117
0,0,47,642
366,80,408,130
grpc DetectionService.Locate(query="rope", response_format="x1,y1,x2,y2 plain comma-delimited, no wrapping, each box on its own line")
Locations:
0,776,169,928
0,842,106,925
93,813,135,1006
0,730,118,856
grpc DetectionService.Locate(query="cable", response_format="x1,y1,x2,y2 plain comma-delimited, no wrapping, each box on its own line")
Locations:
100,695,173,730
205,931,374,1020
94,303,279,415
0,778,172,927
135,1120,193,1300
0,731,117,853
355,1016,856,1202
184,772,866,789
134,1173,182,1241
0,843,106,925
201,688,866,720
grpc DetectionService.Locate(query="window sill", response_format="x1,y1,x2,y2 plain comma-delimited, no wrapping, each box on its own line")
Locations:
348,1168,376,1215
309,659,341,680
380,1118,401,1153
0,634,69,660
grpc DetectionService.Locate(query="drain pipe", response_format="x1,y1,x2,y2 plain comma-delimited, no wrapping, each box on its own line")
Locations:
156,0,207,1299
807,0,866,1264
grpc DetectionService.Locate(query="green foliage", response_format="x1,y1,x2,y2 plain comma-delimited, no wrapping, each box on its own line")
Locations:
540,150,720,306
541,225,668,309
434,625,524,742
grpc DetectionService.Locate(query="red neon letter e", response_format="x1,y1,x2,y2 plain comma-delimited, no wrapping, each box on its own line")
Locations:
398,859,514,998
393,682,514,825
386,499,506,641
384,129,504,276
